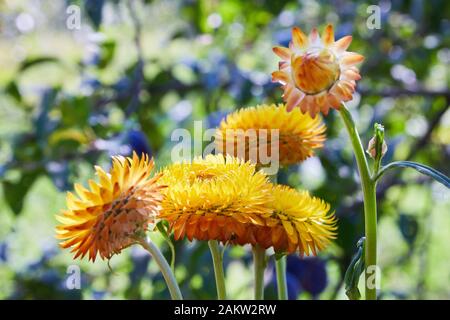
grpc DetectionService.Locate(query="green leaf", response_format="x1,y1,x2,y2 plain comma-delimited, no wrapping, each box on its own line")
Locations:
5,81,22,103
34,88,58,144
97,40,116,69
156,220,176,271
398,214,419,246
18,56,59,72
2,170,40,215
375,161,450,188
84,0,104,30
344,237,365,300
59,96,90,127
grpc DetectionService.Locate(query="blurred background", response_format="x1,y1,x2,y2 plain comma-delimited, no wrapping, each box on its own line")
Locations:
0,0,449,300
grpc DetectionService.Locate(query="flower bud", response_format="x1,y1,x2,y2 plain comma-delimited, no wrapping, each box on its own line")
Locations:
367,136,387,159
367,123,387,160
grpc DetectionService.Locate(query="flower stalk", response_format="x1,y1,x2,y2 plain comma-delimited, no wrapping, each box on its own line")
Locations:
275,255,288,300
208,240,227,299
139,237,183,300
339,104,377,300
269,173,288,300
253,244,266,300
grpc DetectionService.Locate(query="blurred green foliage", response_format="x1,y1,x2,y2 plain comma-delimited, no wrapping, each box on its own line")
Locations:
0,0,449,299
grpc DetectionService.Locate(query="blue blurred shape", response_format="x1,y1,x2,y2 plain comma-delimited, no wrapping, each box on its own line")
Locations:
92,290,107,300
129,247,150,285
287,256,328,298
273,29,291,47
113,77,132,93
205,110,230,129
26,244,57,272
181,58,201,74
199,54,228,91
80,77,101,91
126,130,152,157
94,129,152,158
40,270,61,285
0,241,8,262
46,161,71,191
168,100,193,123
285,272,301,300
335,22,354,39
228,66,249,101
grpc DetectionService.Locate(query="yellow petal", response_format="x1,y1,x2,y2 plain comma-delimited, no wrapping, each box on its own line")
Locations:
282,220,294,236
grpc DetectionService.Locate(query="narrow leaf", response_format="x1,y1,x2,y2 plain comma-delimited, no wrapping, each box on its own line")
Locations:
156,220,176,271
19,56,59,72
344,237,365,300
376,161,449,188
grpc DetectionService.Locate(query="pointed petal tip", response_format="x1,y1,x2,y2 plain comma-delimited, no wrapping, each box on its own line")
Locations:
341,52,365,66
271,71,289,84
323,24,335,45
272,46,291,60
334,35,353,52
286,102,296,112
292,26,308,48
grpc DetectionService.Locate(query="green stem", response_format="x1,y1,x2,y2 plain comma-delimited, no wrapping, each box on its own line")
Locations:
275,256,288,300
208,240,227,299
139,237,183,300
339,105,378,300
373,157,381,176
267,173,288,300
253,244,266,300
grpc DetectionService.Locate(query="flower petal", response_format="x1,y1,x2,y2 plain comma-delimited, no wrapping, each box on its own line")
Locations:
333,35,353,53
322,24,334,46
272,46,292,60
309,27,321,46
341,52,365,66
286,89,304,112
292,26,308,48
271,71,289,85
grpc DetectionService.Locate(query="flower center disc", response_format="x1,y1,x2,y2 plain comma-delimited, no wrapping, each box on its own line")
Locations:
292,48,340,95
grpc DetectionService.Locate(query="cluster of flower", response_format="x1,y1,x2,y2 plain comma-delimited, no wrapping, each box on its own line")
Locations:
56,24,362,270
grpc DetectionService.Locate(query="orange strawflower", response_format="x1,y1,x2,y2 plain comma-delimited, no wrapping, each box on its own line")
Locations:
158,154,273,242
215,103,326,166
233,185,337,256
272,24,364,117
55,153,164,261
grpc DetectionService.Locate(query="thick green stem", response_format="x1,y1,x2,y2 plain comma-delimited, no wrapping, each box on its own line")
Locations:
267,173,288,300
208,240,227,299
275,256,288,300
253,244,266,300
339,105,378,300
139,237,183,300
